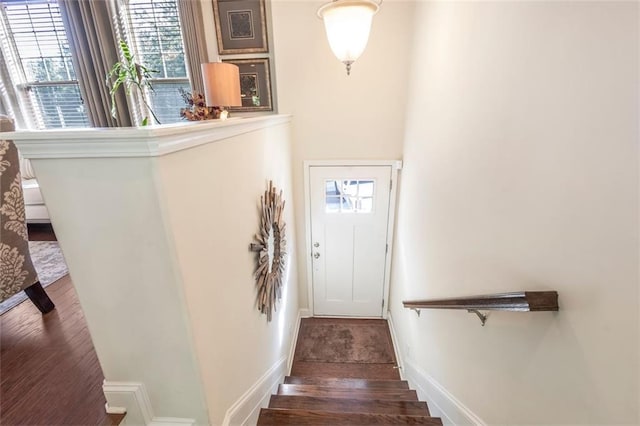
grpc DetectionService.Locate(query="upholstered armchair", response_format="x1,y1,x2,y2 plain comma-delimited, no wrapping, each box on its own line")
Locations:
0,116,55,313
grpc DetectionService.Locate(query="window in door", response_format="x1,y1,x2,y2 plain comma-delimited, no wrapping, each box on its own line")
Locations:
325,179,375,213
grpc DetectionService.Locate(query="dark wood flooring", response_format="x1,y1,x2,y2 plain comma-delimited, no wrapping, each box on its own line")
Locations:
290,317,401,380
1,224,123,425
27,223,57,241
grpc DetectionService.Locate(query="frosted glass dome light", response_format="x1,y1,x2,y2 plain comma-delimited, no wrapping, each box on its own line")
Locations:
317,0,380,75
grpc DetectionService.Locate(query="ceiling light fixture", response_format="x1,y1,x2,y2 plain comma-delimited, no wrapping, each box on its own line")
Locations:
317,0,380,75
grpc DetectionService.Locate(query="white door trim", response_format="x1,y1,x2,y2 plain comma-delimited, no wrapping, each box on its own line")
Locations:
303,160,402,318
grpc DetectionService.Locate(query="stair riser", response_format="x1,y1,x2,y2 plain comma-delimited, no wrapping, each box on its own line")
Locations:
278,384,418,401
291,362,401,380
284,376,409,389
258,408,443,425
269,395,429,416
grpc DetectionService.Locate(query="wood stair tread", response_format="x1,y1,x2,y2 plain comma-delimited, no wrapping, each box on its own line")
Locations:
278,384,418,400
257,408,443,425
285,376,409,389
273,318,442,426
269,395,430,416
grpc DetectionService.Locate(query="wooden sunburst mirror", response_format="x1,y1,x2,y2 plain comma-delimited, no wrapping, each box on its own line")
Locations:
249,181,286,321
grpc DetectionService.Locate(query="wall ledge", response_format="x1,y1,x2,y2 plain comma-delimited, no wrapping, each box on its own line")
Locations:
3,115,291,159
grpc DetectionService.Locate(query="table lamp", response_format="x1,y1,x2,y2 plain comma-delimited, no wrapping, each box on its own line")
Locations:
201,62,242,119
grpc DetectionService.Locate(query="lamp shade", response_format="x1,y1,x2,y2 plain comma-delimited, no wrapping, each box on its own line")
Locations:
201,62,242,107
318,0,379,75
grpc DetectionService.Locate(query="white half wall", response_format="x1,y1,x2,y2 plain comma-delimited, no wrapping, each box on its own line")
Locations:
156,121,299,425
389,1,639,424
271,0,414,310
13,117,299,424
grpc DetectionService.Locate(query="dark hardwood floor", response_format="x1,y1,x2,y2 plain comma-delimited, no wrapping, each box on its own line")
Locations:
27,223,57,241
290,317,401,380
1,224,123,425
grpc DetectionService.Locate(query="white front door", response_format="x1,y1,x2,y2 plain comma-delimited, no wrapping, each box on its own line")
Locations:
310,166,392,317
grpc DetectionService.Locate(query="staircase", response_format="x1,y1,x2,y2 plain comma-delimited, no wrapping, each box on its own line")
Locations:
257,318,442,425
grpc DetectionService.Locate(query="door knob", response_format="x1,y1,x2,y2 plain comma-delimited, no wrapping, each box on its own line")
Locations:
313,252,320,259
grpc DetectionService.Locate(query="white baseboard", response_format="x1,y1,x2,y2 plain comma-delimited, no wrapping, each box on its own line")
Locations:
299,308,311,318
222,356,288,426
103,381,195,426
386,310,405,380
403,359,486,426
223,308,310,425
149,418,197,426
287,308,310,373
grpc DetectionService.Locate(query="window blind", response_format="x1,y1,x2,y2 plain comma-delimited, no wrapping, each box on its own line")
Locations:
0,0,89,128
122,0,190,124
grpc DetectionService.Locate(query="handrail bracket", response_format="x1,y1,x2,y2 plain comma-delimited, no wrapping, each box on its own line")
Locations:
411,308,421,317
467,309,487,326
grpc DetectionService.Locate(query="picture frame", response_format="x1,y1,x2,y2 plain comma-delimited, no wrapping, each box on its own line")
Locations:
213,0,268,54
222,58,272,112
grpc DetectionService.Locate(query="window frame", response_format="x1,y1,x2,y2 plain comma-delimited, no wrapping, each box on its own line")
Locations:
116,0,191,125
0,0,90,129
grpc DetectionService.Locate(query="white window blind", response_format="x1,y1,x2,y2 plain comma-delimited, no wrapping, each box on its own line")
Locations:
0,0,89,128
122,0,190,124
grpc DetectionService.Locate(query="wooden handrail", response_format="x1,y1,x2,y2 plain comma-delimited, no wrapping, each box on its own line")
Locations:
403,291,558,325
403,291,558,311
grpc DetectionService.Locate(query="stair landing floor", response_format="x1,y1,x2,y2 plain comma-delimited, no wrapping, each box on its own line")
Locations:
290,317,401,380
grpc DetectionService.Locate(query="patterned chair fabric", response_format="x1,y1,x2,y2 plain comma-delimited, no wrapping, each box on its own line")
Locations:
0,116,38,302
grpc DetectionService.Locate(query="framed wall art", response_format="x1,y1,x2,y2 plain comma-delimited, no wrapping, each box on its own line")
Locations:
222,58,272,112
213,0,268,54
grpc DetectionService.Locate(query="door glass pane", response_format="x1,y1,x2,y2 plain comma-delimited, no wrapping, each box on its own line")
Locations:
341,196,353,212
325,179,376,213
341,180,358,197
326,180,340,197
326,195,340,212
359,180,374,197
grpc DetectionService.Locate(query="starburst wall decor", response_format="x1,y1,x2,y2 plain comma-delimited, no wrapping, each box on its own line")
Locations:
249,181,286,321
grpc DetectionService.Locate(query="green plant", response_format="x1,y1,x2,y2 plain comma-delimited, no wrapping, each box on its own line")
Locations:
106,40,160,126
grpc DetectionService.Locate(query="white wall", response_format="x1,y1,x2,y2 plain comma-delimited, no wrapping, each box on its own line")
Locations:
270,0,415,310
390,1,639,424
156,122,299,425
31,156,210,423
